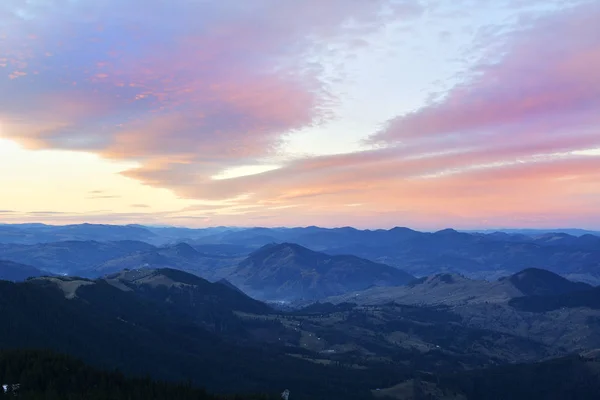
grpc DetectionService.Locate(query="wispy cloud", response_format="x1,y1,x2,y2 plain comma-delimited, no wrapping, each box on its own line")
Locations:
26,211,70,215
86,195,121,199
372,2,600,150
130,204,150,208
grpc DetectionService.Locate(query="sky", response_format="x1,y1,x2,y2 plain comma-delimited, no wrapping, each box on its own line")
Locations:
0,0,599,230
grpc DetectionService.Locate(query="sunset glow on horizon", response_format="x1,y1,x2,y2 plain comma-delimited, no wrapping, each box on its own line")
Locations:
1,0,599,230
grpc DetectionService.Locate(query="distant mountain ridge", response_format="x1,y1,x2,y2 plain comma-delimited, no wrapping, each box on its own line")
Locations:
0,240,155,275
466,228,600,236
0,241,242,279
1,223,600,284
0,223,158,244
1,222,598,245
90,242,243,280
228,243,415,301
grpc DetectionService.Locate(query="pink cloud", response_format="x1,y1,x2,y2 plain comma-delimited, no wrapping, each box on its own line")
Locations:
0,0,410,161
372,2,600,147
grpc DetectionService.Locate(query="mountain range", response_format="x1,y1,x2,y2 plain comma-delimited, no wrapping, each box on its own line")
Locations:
2,222,600,398
0,240,155,275
0,241,415,302
1,223,599,284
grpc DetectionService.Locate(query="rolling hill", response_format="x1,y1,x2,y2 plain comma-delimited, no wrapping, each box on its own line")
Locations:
327,268,592,306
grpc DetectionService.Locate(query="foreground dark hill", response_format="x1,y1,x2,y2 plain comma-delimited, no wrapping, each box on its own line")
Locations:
2,266,600,399
0,272,403,399
375,352,600,399
104,268,272,327
0,260,46,281
229,243,415,301
439,352,600,400
0,349,275,400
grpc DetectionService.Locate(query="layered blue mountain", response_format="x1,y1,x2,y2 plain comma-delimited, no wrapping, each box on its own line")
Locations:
0,259,47,281
1,224,600,284
228,243,415,301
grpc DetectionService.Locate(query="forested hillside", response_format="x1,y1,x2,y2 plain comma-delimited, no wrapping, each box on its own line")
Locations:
0,349,276,400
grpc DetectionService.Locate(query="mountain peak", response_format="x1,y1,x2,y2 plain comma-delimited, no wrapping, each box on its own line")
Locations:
250,242,312,259
434,228,459,235
234,242,414,301
389,226,416,233
169,242,199,257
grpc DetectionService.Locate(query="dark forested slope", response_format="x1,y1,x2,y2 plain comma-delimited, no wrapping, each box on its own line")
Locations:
0,277,400,399
0,349,276,400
